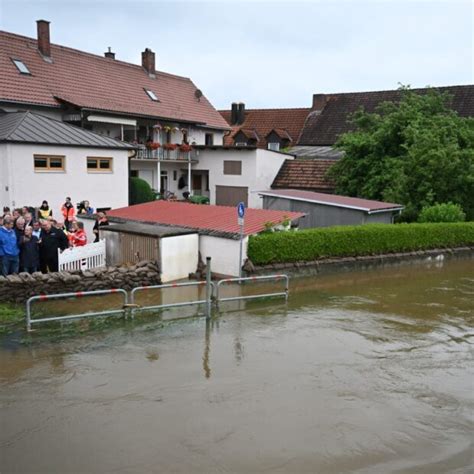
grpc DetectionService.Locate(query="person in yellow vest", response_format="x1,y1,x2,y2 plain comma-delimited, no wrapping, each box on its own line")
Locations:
38,200,52,220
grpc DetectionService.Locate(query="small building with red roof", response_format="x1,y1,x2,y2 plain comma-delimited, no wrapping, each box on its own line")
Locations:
106,200,304,276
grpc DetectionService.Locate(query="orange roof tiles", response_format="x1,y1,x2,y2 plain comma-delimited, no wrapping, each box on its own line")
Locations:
220,107,311,148
0,31,229,129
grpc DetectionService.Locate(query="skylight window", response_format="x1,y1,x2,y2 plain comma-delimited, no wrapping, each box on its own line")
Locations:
11,58,31,75
144,89,159,102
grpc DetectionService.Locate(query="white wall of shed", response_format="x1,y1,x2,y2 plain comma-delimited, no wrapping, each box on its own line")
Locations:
160,233,199,282
200,235,248,277
2,143,129,217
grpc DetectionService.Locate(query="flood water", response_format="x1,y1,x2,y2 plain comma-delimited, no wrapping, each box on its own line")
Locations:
1,258,473,473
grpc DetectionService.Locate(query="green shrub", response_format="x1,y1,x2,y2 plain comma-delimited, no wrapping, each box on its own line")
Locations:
418,202,466,223
129,177,156,205
247,223,474,265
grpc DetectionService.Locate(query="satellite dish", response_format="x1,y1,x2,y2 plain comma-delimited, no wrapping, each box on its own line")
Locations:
194,89,203,101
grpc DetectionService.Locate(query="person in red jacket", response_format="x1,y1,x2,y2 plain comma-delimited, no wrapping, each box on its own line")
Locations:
70,221,87,247
61,197,76,231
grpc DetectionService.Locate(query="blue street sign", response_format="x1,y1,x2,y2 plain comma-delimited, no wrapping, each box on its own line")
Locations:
237,202,245,218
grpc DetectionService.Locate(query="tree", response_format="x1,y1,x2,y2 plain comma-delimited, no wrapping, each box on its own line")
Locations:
328,86,474,221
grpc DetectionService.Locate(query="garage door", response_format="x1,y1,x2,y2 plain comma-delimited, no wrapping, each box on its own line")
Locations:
215,185,248,207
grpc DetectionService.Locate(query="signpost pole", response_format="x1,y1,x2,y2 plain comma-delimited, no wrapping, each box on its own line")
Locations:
237,202,245,281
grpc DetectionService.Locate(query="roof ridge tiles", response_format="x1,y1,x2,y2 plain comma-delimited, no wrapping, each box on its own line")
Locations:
313,84,474,97
0,30,192,83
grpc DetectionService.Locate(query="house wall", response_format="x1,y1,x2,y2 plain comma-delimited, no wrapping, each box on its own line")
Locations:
262,196,394,227
0,145,10,207
194,148,289,209
160,233,199,282
1,143,129,217
195,148,257,206
200,235,248,277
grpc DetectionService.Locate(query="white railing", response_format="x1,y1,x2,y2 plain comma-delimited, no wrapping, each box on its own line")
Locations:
58,239,106,271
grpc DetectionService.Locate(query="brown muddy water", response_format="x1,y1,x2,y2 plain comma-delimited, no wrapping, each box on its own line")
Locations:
1,258,473,473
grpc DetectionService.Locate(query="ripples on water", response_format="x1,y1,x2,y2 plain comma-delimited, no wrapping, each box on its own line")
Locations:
1,258,473,473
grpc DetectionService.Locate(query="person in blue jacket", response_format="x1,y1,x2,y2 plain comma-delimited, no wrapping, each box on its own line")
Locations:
0,216,20,276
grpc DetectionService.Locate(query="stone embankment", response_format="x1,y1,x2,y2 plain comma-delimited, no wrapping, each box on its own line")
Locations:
0,260,160,304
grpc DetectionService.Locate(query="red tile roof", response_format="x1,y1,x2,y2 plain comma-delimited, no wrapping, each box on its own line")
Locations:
299,85,474,145
259,189,403,212
107,201,304,238
272,159,336,193
0,31,229,129
220,107,311,148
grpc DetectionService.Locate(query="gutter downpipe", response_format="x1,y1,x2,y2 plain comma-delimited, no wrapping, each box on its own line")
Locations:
188,153,192,197
128,148,137,205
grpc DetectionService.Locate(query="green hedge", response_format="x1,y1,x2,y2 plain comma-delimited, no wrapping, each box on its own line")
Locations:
247,223,474,265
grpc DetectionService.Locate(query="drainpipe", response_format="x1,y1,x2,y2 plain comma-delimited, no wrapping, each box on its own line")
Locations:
157,159,161,195
188,155,192,197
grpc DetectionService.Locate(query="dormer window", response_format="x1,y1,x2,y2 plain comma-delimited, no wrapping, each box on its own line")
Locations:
11,58,31,75
268,142,280,151
144,89,159,101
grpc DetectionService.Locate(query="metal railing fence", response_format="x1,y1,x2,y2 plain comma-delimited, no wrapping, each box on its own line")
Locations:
26,288,128,332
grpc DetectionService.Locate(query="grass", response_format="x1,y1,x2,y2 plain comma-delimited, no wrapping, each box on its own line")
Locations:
0,303,25,334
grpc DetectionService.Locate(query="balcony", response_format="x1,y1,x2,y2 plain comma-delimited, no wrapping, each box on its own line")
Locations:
134,146,198,162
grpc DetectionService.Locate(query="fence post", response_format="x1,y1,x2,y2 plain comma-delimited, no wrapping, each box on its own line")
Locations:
205,257,212,319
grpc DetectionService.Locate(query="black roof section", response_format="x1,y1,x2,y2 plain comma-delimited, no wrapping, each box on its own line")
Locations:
0,111,135,149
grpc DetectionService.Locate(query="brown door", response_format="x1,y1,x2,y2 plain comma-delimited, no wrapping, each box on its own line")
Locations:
192,174,202,193
119,233,159,264
215,185,248,207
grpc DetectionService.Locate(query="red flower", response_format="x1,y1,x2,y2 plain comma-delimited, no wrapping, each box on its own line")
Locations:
179,144,193,152
163,143,178,151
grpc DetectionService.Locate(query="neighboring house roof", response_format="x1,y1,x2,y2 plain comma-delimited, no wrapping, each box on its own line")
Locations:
289,145,343,160
0,31,229,129
299,85,474,146
219,107,311,148
107,201,304,239
0,111,134,148
258,189,403,213
272,159,336,193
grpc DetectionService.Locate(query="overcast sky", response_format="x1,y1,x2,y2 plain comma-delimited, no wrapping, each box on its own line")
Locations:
1,0,472,109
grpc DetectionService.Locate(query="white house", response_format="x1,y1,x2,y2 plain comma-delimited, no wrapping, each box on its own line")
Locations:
0,111,133,216
0,20,230,184
130,145,293,208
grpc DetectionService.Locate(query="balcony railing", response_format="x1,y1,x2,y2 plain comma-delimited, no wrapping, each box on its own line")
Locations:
134,147,197,161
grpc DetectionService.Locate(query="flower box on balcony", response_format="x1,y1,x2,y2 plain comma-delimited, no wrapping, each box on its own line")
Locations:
163,143,178,151
179,144,193,153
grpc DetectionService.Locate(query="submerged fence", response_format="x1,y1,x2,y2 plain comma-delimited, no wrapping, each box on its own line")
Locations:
58,239,106,271
25,256,289,331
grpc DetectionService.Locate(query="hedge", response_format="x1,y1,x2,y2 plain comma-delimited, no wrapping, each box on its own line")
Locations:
129,177,155,205
247,223,474,265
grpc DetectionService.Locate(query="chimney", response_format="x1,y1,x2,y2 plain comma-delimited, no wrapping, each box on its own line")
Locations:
37,19,51,59
231,102,239,125
237,102,245,125
312,94,327,111
141,48,156,77
104,47,115,59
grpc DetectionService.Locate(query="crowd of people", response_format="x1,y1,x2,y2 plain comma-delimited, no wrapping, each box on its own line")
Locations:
0,198,109,276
